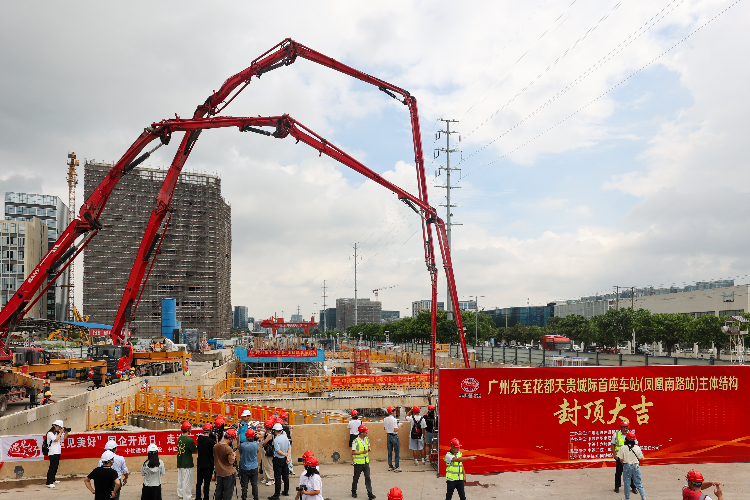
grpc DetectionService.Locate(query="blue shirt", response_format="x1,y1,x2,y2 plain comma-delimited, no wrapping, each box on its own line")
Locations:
273,433,290,457
239,422,249,443
239,441,259,470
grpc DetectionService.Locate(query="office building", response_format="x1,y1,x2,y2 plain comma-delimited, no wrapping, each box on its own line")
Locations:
0,218,48,319
290,314,303,322
482,305,553,328
233,306,248,329
4,192,70,320
381,310,400,323
336,298,382,330
457,300,477,311
633,284,748,318
411,300,444,318
83,162,231,337
320,307,336,331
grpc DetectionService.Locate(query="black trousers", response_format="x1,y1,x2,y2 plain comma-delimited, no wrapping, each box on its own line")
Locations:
239,468,258,500
196,467,213,500
272,457,289,498
446,480,466,500
351,463,373,497
349,434,358,447
141,485,162,500
215,474,236,500
46,454,60,485
614,458,636,490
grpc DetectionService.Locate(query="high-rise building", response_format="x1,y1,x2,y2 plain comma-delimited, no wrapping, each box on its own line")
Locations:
457,300,477,311
83,162,232,338
4,193,70,320
290,314,303,322
412,300,444,318
0,218,48,319
233,306,248,329
320,307,336,331
381,310,400,323
336,298,381,330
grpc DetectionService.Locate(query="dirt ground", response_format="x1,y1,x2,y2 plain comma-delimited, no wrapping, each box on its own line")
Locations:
1,461,746,499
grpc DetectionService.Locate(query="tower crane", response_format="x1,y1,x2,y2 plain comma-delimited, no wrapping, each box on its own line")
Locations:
373,285,398,300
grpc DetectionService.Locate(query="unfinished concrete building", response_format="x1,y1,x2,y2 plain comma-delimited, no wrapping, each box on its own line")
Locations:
83,162,232,338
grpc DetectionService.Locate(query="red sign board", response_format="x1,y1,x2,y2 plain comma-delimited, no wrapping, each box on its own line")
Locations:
331,374,428,386
438,366,750,474
49,429,204,460
245,350,318,357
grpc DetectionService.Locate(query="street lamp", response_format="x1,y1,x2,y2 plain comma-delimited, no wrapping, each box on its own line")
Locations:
469,295,486,346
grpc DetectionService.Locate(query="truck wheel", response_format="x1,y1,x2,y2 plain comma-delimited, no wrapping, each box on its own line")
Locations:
0,396,8,414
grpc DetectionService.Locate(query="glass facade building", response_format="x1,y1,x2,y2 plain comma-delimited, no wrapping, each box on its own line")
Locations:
0,218,48,318
233,306,248,329
482,305,553,328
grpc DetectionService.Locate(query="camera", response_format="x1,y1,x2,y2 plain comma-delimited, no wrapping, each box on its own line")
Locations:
297,457,305,463
63,427,72,432
295,486,308,492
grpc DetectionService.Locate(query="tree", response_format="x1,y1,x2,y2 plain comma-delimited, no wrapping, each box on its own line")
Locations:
686,314,726,358
550,315,595,345
650,313,692,356
592,308,639,348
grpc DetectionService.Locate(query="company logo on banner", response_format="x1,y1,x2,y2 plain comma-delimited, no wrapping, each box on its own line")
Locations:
0,436,43,462
438,366,750,474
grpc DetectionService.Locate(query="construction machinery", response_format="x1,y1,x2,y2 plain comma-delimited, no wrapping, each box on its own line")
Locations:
0,39,472,395
259,316,318,338
0,366,45,414
87,342,189,386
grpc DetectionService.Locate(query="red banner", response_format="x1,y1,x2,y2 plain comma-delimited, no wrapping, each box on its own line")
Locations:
438,366,750,474
246,350,317,357
331,374,428,386
48,429,204,460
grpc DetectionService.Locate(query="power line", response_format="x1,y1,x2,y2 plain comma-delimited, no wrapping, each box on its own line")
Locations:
459,0,742,181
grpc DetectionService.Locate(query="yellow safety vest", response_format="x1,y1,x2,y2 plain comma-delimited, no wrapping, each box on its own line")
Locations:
353,436,370,465
445,451,464,481
614,431,625,452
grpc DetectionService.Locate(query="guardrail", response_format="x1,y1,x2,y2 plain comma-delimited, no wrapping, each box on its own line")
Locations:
229,374,429,393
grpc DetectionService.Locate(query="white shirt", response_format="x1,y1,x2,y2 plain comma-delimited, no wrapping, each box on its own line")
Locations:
617,444,643,465
299,472,323,500
47,431,62,456
141,459,165,486
409,415,426,437
347,419,362,436
383,415,399,434
98,454,129,479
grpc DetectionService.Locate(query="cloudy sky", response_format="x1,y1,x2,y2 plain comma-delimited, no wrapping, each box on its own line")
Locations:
2,0,749,323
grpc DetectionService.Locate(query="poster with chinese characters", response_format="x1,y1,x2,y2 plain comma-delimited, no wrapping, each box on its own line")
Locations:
438,366,750,474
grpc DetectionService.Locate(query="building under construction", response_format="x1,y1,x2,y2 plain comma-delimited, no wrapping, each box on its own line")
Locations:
83,162,232,338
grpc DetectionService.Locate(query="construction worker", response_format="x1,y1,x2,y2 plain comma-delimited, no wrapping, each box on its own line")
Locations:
444,438,476,500
351,424,375,499
239,428,260,500
387,487,403,500
408,406,426,465
611,419,637,494
176,421,198,500
214,428,238,500
142,378,150,390
41,391,53,405
271,422,291,500
105,373,112,386
130,367,137,378
616,430,645,500
184,362,192,376
99,440,129,500
348,410,362,447
683,470,723,500
280,411,294,476
424,405,437,457
196,423,216,500
239,410,253,443
260,418,275,487
383,406,403,472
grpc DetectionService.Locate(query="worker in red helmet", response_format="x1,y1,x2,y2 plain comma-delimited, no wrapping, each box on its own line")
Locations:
279,411,294,476
295,455,323,500
444,438,476,500
176,421,198,500
261,418,276,487
408,406,426,466
387,487,403,500
683,470,723,500
214,428,238,500
616,430,646,500
424,405,437,461
351,424,375,499
384,406,403,472
239,428,259,500
196,423,216,500
611,418,637,494
347,410,362,447
214,415,226,443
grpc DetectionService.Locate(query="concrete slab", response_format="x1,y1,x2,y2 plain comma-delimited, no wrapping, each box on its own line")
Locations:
2,461,747,499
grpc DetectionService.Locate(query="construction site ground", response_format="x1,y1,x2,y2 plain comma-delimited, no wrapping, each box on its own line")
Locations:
1,461,746,499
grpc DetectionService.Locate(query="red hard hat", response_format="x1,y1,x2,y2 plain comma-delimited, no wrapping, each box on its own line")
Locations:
625,430,636,441
387,487,404,500
351,410,358,416
280,411,289,419
387,406,396,414
358,424,369,433
301,450,314,460
686,469,704,483
245,429,255,439
428,405,435,410
449,438,461,448
226,428,237,439
264,419,274,428
275,418,284,425
303,455,319,467
181,421,192,431
203,423,213,431
620,419,630,427
412,406,420,413
215,415,225,425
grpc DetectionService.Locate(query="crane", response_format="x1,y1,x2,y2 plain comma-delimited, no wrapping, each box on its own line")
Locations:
373,285,398,300
0,39,472,390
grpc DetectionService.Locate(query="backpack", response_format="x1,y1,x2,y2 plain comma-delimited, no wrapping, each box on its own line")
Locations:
41,434,50,456
410,417,424,440
264,437,275,457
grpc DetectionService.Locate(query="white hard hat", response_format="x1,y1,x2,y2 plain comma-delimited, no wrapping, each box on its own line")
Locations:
101,450,116,462
105,440,118,450
53,420,64,427
241,410,251,417
272,423,283,431
147,444,159,453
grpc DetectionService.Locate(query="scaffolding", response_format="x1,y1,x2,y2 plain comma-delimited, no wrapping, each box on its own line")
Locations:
353,347,370,374
82,162,232,339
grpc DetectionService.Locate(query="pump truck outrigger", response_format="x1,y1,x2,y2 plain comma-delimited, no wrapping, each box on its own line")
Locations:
0,39,472,390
